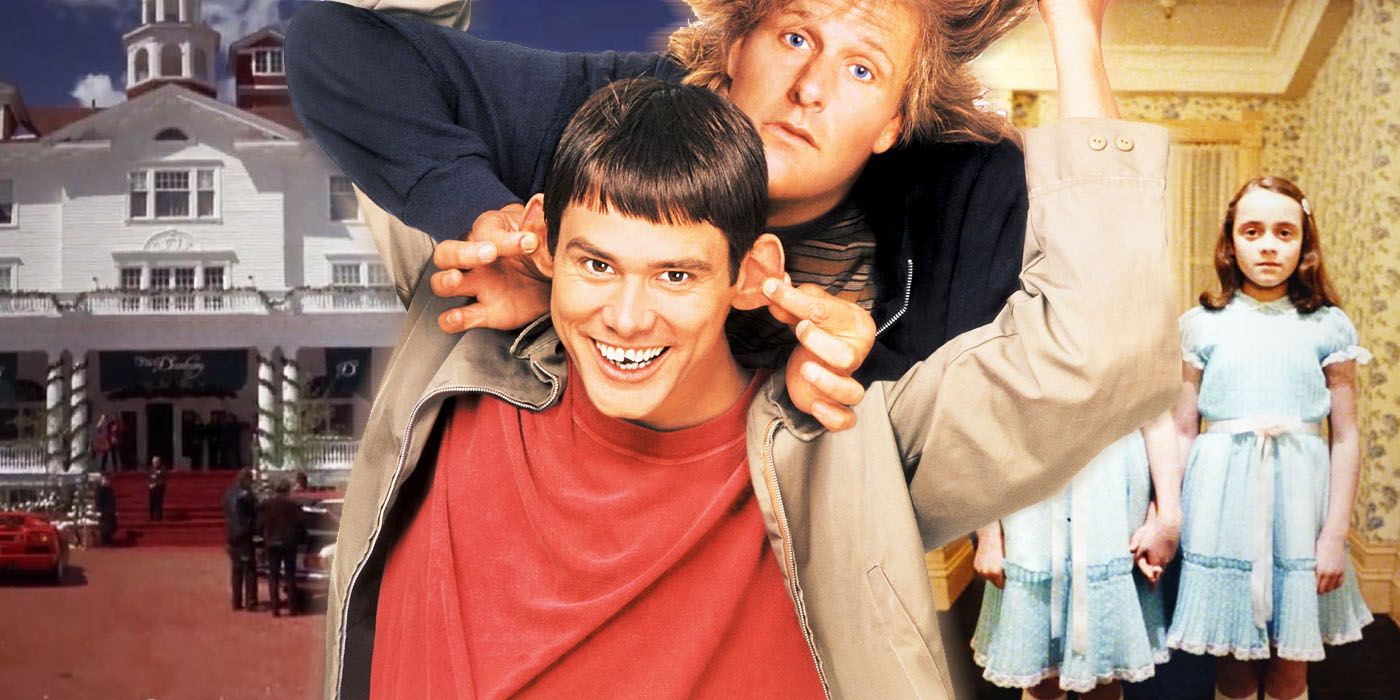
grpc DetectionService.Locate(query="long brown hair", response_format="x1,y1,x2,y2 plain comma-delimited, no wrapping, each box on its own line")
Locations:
667,0,1034,145
1200,175,1341,313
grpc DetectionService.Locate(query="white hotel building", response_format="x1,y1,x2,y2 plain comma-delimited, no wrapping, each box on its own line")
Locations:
0,0,402,490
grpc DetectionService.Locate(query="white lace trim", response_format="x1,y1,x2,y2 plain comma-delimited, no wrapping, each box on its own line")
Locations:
1322,345,1372,367
1168,621,1371,662
1166,636,1273,661
972,649,1167,693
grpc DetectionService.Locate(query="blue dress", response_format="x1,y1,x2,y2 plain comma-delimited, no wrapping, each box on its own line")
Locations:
1167,294,1373,660
972,432,1168,692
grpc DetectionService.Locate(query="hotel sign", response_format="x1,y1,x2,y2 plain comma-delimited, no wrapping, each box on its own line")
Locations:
100,350,249,397
325,347,371,398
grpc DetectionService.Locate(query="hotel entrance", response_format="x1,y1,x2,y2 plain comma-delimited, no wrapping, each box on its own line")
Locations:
93,349,256,470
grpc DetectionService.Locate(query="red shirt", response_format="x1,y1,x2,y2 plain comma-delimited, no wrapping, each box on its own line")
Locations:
370,370,824,699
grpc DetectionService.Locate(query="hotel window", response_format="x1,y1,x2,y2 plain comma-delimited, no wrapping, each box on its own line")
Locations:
129,166,219,220
202,265,226,310
129,172,148,218
0,179,14,225
120,267,143,290
330,260,391,287
172,266,196,310
331,262,361,286
119,266,142,310
0,264,13,292
253,48,284,76
366,262,390,287
154,170,190,217
149,267,171,311
329,176,358,221
203,265,225,289
196,169,215,217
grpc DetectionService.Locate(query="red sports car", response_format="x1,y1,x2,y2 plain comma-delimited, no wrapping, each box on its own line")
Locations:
0,511,70,582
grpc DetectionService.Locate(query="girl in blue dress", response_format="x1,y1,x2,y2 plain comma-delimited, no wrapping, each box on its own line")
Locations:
971,414,1182,700
1167,176,1372,700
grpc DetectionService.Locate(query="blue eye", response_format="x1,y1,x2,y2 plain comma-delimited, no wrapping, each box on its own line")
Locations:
850,64,872,81
783,32,808,49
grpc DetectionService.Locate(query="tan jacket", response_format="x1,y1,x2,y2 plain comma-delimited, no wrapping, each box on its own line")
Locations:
327,118,1177,699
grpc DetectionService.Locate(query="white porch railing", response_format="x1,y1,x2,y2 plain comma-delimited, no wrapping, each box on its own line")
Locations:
304,437,359,470
0,294,60,317
80,289,270,315
294,287,400,313
0,444,48,474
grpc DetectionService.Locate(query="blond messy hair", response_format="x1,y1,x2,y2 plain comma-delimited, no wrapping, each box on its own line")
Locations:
668,0,1034,145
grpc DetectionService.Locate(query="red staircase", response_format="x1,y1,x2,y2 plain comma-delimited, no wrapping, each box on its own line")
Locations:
109,472,234,547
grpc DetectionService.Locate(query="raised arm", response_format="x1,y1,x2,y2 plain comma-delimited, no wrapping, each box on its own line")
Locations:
1039,0,1119,119
883,117,1175,549
285,0,677,242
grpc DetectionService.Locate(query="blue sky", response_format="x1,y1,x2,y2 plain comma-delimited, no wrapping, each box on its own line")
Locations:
1,0,689,107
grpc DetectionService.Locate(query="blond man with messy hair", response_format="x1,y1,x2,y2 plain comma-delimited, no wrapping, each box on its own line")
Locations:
670,0,1033,145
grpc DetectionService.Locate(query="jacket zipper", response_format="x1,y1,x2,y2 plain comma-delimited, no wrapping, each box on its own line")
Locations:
762,418,832,697
335,373,560,699
875,258,913,337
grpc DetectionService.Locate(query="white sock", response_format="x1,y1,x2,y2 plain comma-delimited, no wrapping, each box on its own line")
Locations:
1216,689,1254,700
1264,690,1307,700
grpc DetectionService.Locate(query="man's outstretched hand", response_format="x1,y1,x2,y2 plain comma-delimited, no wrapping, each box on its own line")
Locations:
762,278,876,432
431,203,552,333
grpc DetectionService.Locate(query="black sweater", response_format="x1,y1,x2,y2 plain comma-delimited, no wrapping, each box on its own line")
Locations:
285,1,1027,382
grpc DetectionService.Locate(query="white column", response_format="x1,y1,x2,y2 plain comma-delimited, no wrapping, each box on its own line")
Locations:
127,48,137,88
45,356,65,474
68,354,89,472
181,42,192,79
256,350,277,473
281,349,300,471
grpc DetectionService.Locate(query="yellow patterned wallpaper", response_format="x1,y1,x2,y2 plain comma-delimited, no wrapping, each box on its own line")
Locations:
1299,0,1400,544
1016,1,1399,544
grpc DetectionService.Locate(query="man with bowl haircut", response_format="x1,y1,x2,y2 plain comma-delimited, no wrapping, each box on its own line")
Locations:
331,73,1176,698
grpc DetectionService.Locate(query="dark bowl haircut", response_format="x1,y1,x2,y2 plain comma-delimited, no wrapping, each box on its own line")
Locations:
543,78,769,280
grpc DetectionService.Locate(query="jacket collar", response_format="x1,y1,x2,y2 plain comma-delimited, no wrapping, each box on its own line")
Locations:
419,314,567,410
758,370,827,442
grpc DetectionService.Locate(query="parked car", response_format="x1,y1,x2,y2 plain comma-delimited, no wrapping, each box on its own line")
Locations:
0,511,70,582
254,493,342,584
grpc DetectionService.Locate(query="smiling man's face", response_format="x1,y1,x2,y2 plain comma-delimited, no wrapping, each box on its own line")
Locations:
549,203,749,431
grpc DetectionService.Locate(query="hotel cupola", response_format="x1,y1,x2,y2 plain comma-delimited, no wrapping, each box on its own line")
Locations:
124,0,220,100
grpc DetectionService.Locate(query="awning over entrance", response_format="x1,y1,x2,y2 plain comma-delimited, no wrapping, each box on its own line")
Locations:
0,353,15,401
99,349,249,399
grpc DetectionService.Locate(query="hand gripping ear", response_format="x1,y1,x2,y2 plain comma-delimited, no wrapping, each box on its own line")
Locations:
732,233,786,311
521,193,555,279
